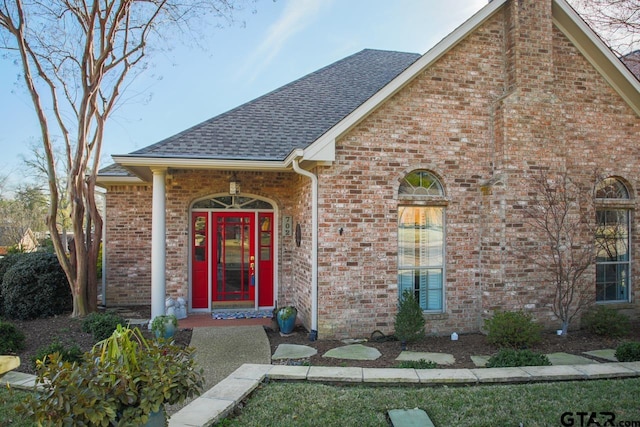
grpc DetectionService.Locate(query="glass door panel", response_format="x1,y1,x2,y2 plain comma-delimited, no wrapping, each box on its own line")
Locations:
213,213,254,304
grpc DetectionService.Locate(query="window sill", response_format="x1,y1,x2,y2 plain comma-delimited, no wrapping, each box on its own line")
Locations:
422,312,448,320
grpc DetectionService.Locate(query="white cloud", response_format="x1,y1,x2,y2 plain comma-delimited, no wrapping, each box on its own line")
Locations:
239,0,331,83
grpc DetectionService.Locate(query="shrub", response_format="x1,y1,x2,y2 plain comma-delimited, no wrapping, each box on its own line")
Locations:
486,348,551,368
581,305,630,338
484,310,542,348
615,342,640,362
20,326,204,426
1,252,71,320
31,340,83,369
81,311,127,341
395,359,437,369
0,253,25,317
394,290,425,344
0,320,25,353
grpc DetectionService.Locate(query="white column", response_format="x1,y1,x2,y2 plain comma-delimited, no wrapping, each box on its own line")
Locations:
151,167,167,321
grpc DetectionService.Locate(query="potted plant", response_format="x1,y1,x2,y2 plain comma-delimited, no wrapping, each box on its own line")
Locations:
276,305,297,334
20,325,204,426
151,314,178,339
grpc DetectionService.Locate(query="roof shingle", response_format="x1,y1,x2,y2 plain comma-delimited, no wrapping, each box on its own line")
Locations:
127,49,420,161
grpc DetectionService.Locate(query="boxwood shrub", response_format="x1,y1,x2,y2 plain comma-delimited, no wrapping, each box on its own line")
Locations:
81,311,127,341
486,348,551,368
484,310,542,348
581,305,630,338
615,342,640,362
1,252,71,320
0,253,24,317
0,320,26,354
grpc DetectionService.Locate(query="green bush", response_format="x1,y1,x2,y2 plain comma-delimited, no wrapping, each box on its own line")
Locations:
20,326,203,426
484,310,542,348
1,252,71,320
615,342,640,362
0,253,25,317
0,320,25,353
486,348,551,368
581,305,630,338
395,359,437,369
81,311,127,341
31,340,83,369
394,290,425,344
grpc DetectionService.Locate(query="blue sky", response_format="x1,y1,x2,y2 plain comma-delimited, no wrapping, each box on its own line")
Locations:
0,0,493,187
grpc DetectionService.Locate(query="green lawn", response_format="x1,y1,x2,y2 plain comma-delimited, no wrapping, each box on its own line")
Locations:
220,378,640,427
5,378,640,427
0,387,34,427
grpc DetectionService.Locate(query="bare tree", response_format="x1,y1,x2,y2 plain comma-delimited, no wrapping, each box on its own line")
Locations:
0,0,247,316
570,0,640,57
0,184,48,251
23,141,73,253
523,172,596,335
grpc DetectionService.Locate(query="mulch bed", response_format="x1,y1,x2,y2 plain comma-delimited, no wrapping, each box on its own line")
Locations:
265,323,640,369
6,307,640,375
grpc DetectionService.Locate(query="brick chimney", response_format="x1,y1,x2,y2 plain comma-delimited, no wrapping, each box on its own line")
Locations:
504,0,554,94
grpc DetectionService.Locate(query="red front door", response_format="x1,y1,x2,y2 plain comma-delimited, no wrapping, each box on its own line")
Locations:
212,212,255,305
191,210,275,310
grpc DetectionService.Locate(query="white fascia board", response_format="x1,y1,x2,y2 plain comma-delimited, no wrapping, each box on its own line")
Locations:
303,138,335,162
301,0,507,159
96,175,146,187
112,156,291,172
553,0,640,116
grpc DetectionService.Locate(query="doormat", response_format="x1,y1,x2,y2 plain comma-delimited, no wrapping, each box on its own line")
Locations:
212,309,273,320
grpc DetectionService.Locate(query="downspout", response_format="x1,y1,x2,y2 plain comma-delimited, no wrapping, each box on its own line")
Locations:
292,156,318,341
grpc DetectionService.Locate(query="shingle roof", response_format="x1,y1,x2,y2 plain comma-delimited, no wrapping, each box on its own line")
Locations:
126,49,420,161
621,50,640,81
99,163,134,177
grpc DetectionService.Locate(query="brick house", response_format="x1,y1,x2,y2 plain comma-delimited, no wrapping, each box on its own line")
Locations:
98,0,640,339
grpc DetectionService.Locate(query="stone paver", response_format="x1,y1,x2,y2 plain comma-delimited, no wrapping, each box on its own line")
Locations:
471,367,531,383
574,363,637,379
307,366,363,382
323,344,381,361
396,351,455,365
583,349,617,362
363,368,419,383
471,355,491,367
416,368,478,384
388,408,435,427
547,352,598,365
619,361,640,373
267,365,310,380
272,344,318,360
520,365,586,381
0,371,37,390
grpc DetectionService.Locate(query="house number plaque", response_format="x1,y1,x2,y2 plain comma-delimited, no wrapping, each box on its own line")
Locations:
282,215,292,237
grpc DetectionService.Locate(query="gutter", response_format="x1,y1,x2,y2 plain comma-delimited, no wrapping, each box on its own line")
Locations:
291,154,319,341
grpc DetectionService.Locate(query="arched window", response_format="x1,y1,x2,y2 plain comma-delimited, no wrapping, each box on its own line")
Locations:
193,195,273,210
595,177,631,303
398,170,445,311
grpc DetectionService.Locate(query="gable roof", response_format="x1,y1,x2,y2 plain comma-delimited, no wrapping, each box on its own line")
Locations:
104,49,419,182
102,0,640,184
621,50,640,80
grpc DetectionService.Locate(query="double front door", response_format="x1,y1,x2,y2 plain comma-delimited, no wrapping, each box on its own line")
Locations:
191,211,274,309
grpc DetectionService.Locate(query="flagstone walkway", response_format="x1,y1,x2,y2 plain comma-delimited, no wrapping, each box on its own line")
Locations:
271,342,620,368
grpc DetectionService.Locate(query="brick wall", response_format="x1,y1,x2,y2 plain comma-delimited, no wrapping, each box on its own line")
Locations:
313,1,640,338
104,170,313,314
104,0,640,339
